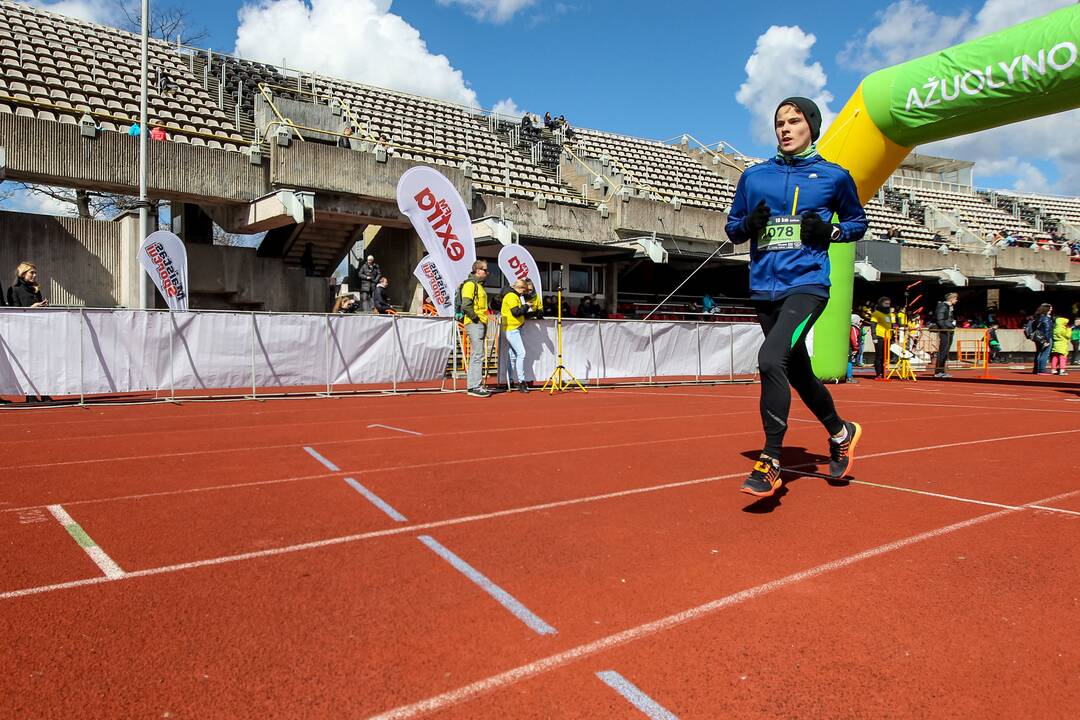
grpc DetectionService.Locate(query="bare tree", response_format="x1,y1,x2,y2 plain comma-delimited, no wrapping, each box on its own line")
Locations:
213,225,265,248
114,2,210,45
9,183,158,220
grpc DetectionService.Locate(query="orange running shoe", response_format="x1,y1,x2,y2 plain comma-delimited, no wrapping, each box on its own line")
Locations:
740,456,782,497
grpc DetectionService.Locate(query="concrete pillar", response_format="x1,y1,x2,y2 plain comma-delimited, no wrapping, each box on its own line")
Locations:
117,211,151,308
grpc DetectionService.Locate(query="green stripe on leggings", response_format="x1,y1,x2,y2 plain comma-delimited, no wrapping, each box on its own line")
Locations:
791,313,813,349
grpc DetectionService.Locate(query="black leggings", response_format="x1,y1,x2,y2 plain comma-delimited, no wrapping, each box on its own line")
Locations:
755,294,845,458
873,336,886,378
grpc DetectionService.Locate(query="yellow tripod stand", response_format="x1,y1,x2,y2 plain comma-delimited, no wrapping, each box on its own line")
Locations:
542,287,587,394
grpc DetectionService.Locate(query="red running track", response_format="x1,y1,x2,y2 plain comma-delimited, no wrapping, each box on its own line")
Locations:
1,370,1079,718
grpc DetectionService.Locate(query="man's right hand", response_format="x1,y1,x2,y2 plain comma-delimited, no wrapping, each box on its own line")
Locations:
744,199,771,238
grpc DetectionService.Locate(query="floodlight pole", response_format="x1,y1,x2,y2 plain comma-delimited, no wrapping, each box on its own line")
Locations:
138,0,150,308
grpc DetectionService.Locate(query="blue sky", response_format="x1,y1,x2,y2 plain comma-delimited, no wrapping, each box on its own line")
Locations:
12,0,1080,205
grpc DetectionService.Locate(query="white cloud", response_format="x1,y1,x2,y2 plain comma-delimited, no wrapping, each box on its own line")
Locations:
838,0,969,72
839,0,1072,73
839,0,1079,195
491,97,523,119
28,0,116,24
925,111,1080,195
735,26,836,145
436,0,537,23
234,0,479,107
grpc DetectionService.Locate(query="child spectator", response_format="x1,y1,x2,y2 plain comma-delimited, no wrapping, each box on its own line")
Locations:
1051,316,1070,375
1072,318,1080,365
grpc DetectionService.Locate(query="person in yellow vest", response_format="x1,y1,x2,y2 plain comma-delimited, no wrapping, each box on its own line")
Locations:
523,279,543,318
870,297,896,380
461,259,491,397
501,278,532,393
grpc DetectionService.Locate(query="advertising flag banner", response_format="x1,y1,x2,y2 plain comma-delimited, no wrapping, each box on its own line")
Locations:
138,230,189,311
413,254,455,317
396,166,476,289
497,243,542,300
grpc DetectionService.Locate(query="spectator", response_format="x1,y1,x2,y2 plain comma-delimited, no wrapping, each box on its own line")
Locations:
932,292,958,379
154,68,176,97
577,295,595,318
702,293,716,314
358,255,380,311
127,123,140,136
1026,303,1053,375
8,262,48,307
337,126,353,149
870,297,895,380
373,276,392,314
501,279,532,393
1052,317,1071,375
543,112,554,130
149,125,166,142
1072,318,1080,365
520,113,533,133
523,279,543,319
988,323,1005,363
461,260,491,397
846,315,860,384
332,294,359,314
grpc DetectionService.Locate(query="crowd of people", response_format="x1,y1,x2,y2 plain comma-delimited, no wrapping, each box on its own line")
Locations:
851,294,1080,379
873,225,1080,257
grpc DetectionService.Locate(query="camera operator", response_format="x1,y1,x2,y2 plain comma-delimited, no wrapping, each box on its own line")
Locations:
932,292,958,379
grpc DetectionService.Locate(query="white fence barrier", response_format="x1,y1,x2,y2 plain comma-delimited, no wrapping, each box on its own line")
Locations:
497,319,764,384
0,310,765,401
0,309,454,398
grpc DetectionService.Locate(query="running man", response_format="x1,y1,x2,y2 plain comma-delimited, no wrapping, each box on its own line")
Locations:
725,97,868,497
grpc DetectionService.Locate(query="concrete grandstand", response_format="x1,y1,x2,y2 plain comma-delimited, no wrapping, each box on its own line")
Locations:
1,0,1079,316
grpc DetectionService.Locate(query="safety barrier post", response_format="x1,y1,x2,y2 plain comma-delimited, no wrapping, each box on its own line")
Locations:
597,320,607,383
249,312,258,399
595,320,602,386
694,322,701,383
391,314,399,394
325,313,333,397
78,307,86,407
169,311,177,403
982,328,992,379
728,324,735,382
647,322,656,384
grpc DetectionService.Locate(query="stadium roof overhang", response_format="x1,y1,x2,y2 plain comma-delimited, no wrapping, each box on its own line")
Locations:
897,153,976,174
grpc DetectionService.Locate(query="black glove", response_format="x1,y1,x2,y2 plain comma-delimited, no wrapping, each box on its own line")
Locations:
743,199,770,238
801,212,837,247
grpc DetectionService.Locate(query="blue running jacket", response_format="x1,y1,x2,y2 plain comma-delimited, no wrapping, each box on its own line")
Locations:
725,153,868,302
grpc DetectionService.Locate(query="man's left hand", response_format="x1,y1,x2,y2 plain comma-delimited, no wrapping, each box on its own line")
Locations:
801,213,838,247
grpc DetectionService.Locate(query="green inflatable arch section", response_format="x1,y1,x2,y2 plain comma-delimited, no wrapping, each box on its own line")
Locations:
810,4,1080,379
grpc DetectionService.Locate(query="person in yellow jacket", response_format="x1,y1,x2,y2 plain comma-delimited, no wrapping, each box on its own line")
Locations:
1051,316,1071,376
501,279,533,393
869,297,896,380
461,260,491,397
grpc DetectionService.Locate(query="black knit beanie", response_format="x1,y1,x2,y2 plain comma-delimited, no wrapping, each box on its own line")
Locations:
775,96,821,141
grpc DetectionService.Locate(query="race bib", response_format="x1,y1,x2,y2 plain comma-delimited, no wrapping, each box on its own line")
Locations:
757,215,802,252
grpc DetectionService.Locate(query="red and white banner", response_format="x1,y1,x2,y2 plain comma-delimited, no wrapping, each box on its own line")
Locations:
396,166,475,289
497,243,542,299
138,230,189,311
413,254,455,317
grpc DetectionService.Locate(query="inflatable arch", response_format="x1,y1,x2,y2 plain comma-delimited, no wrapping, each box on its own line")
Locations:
811,4,1080,379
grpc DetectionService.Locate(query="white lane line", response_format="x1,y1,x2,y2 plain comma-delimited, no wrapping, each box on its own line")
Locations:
846,480,1019,510
368,423,423,437
345,478,407,522
46,505,124,580
366,489,1080,720
5,429,1079,601
0,405,1025,515
1027,504,1080,518
596,671,678,720
303,446,340,472
418,535,556,636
